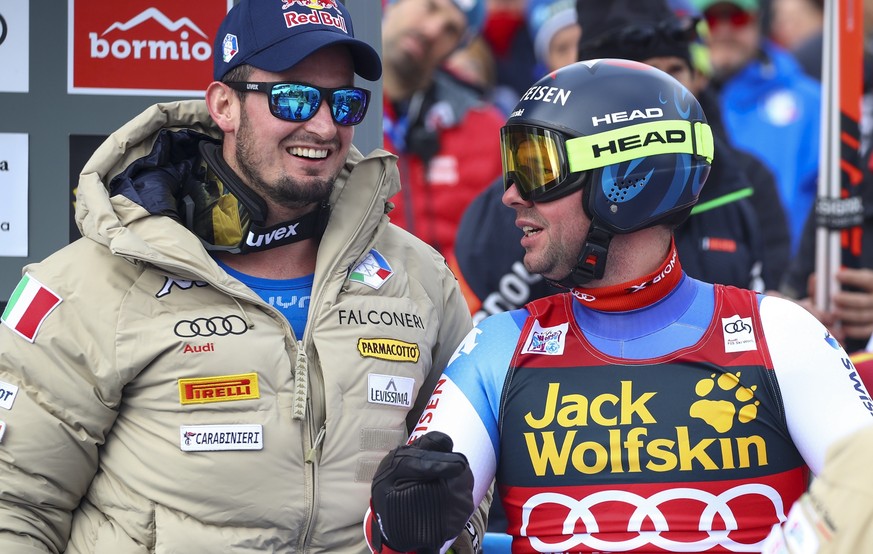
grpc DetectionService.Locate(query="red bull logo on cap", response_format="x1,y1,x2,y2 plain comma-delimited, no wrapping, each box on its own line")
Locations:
282,0,348,33
283,0,338,8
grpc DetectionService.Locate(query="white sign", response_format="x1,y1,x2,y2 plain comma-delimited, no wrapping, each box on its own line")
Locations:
0,1,29,93
0,133,28,257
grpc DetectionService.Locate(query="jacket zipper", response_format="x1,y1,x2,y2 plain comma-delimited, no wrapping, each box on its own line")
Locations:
296,166,388,551
126,155,392,552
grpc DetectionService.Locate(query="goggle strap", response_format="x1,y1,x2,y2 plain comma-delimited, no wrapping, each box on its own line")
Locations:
566,120,714,173
692,120,714,163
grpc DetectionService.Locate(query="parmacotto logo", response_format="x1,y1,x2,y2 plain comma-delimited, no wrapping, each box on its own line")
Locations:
69,0,232,95
358,338,420,363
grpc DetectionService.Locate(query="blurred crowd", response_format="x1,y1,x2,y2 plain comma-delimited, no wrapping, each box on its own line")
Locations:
380,0,873,355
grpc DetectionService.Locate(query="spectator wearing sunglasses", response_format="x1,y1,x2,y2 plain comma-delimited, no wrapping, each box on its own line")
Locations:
363,58,873,554
0,1,488,552
381,0,507,257
692,0,822,256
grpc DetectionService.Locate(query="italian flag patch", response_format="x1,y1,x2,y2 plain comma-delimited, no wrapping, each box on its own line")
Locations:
2,274,62,343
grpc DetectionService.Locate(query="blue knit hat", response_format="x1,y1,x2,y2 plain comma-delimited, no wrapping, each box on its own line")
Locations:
526,0,577,66
214,0,382,81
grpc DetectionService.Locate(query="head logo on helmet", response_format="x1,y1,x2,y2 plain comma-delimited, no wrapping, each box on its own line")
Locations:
592,107,664,126
500,58,714,285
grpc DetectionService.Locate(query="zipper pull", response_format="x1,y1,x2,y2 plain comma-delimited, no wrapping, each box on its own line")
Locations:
306,424,326,464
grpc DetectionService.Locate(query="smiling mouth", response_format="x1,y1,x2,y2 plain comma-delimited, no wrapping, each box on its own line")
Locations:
522,225,542,237
290,147,328,159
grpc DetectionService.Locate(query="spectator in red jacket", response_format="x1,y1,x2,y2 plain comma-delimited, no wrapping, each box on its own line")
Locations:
382,0,507,256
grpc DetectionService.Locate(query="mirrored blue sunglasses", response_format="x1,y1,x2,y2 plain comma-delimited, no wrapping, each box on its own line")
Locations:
225,81,371,126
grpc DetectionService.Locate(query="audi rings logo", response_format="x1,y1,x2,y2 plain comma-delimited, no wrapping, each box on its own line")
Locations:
0,15,7,46
572,290,596,302
723,320,752,334
174,316,248,338
520,484,784,552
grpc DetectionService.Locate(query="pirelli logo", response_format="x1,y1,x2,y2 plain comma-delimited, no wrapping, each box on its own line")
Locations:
178,373,260,405
357,338,420,363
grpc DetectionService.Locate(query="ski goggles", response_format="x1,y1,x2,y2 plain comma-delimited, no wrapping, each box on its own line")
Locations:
225,81,371,126
500,121,714,202
501,126,572,203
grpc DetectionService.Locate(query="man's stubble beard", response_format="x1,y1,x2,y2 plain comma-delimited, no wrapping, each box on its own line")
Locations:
235,108,336,211
522,210,588,283
524,236,578,284
383,35,430,91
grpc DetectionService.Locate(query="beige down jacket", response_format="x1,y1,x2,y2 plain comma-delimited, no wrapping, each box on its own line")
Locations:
0,100,480,553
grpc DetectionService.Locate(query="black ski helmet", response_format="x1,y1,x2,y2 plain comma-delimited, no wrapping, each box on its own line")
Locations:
500,58,713,285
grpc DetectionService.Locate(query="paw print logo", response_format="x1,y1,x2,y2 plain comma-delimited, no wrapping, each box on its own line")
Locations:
689,372,759,433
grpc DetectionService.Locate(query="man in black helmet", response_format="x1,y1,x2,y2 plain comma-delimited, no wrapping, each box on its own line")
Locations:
363,59,873,554
450,0,791,328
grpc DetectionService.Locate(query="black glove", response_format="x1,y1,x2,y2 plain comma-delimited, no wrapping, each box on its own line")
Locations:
370,431,474,553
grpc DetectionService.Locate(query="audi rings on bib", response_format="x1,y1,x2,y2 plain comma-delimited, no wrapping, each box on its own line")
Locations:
520,484,785,552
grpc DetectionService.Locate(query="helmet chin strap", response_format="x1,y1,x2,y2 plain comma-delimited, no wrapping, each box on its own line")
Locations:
548,221,614,288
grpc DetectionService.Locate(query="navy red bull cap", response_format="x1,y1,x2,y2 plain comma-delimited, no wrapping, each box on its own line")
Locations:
214,0,382,81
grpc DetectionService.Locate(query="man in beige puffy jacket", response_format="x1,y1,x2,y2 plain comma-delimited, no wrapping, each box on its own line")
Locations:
0,0,486,552
763,423,873,553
